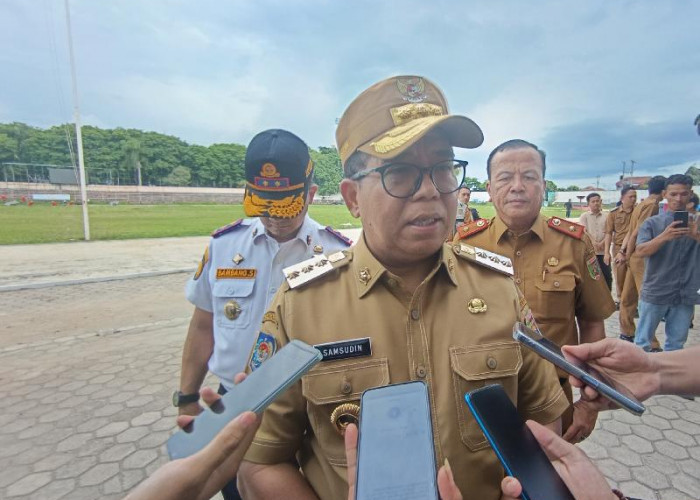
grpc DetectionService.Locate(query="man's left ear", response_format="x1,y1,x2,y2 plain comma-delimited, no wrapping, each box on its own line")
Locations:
340,179,361,218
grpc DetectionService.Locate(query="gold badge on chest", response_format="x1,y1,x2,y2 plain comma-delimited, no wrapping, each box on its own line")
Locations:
547,257,559,267
467,298,488,314
330,403,360,436
224,300,242,320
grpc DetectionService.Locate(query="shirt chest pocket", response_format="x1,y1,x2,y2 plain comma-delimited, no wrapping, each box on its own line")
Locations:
534,274,576,323
212,280,256,329
450,342,522,451
302,358,390,465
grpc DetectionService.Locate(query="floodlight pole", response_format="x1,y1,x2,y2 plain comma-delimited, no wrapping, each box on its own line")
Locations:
64,0,90,240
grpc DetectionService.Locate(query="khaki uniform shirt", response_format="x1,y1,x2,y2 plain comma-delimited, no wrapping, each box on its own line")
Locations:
244,237,568,500
629,197,660,236
579,210,608,255
604,206,634,248
454,215,616,349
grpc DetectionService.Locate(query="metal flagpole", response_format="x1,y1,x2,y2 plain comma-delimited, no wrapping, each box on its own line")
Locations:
64,0,90,240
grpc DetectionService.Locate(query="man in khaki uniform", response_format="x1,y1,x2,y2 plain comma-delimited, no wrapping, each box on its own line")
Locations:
618,175,666,347
603,187,637,301
454,139,616,443
238,76,569,500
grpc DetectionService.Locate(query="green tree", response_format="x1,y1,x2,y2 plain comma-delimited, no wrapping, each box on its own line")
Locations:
685,164,700,185
565,185,580,191
311,146,343,195
463,176,486,191
545,180,558,192
164,166,192,186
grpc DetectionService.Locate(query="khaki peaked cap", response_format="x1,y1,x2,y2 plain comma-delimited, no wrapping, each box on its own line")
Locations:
335,75,484,168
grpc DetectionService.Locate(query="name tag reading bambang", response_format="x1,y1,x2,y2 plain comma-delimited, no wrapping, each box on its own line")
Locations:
314,338,372,362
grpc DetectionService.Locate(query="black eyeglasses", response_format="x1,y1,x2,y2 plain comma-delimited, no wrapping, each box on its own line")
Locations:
349,160,468,199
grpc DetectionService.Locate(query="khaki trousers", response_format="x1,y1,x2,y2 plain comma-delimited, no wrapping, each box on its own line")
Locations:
612,244,628,300
618,254,660,348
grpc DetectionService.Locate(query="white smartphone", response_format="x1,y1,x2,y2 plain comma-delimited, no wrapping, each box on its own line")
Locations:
355,381,438,500
512,322,645,415
167,339,322,459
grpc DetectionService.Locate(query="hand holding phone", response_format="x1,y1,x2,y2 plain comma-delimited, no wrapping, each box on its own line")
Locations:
673,210,689,228
355,382,438,500
167,340,322,460
465,385,574,500
512,322,645,415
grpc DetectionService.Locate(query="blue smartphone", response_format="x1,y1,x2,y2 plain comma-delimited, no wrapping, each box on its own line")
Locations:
355,381,438,500
512,322,645,415
167,339,322,459
465,384,574,500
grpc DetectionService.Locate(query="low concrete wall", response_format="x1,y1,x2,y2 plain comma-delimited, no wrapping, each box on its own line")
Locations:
0,182,245,204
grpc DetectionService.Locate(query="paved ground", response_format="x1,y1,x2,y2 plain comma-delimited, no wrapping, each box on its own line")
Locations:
0,233,698,499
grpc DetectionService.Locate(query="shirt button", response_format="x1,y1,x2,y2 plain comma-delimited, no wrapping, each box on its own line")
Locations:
516,251,522,256
553,281,560,288
341,381,352,394
415,365,427,378
486,357,498,370
410,309,420,321
515,278,522,284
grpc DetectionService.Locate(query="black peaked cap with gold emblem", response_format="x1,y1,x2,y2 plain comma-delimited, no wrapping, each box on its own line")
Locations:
243,129,314,218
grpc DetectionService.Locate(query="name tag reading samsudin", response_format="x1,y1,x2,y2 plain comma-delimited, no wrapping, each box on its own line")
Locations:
314,338,372,362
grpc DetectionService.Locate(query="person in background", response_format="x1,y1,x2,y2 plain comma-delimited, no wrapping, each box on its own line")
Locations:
604,187,637,305
634,174,699,353
580,192,612,290
564,198,573,218
687,192,699,216
617,175,666,348
455,184,480,230
176,129,351,500
454,139,616,444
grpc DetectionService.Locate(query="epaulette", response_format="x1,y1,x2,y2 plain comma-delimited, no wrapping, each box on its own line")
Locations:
325,226,353,246
212,219,244,238
455,219,490,240
452,242,514,276
547,217,584,240
283,251,350,289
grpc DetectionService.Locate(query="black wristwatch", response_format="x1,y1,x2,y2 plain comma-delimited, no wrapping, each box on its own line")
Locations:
172,390,200,407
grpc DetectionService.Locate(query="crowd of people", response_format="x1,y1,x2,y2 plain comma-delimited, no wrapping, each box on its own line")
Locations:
124,75,697,499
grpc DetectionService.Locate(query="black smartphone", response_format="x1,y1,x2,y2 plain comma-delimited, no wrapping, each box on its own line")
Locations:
512,322,645,415
167,340,322,459
465,384,574,500
356,381,438,500
673,211,689,228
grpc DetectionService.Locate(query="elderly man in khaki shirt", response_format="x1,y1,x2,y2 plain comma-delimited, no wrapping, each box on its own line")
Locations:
579,192,612,290
454,139,616,444
237,76,568,500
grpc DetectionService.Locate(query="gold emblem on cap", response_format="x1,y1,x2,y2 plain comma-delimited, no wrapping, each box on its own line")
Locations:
313,245,323,254
552,218,561,226
358,267,371,285
330,403,360,436
233,253,244,265
396,77,427,103
467,298,488,314
224,300,242,320
547,257,559,267
390,102,443,126
260,163,280,178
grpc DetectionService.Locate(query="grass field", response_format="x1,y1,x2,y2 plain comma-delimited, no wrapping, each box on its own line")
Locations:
0,202,584,245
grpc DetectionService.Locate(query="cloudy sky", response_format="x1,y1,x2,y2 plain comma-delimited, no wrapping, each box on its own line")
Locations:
2,0,698,189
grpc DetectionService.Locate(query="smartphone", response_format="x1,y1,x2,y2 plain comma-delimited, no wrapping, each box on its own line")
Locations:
512,322,645,415
167,339,322,459
356,381,438,500
465,384,574,500
673,211,689,228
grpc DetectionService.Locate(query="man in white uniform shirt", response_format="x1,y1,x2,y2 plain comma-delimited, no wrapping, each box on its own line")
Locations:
174,129,351,500
579,192,612,290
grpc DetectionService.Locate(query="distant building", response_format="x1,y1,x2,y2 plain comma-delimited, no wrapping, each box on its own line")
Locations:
582,185,598,191
615,176,651,189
